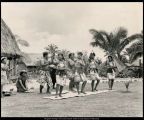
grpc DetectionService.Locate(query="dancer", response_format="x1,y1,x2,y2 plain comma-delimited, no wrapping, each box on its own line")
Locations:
1,57,10,97
38,52,52,94
74,52,87,94
67,53,75,91
106,56,116,90
49,53,57,89
55,53,68,98
88,52,100,92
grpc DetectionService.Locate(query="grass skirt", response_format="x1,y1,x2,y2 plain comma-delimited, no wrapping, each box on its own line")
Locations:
37,70,52,87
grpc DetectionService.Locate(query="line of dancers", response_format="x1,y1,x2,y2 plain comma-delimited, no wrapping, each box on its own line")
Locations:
1,51,116,98
37,51,117,98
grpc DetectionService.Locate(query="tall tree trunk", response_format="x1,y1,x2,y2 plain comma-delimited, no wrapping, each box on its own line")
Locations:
117,53,122,61
111,54,126,75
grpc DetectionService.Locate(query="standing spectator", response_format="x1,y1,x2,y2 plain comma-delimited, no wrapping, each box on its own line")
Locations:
1,57,10,97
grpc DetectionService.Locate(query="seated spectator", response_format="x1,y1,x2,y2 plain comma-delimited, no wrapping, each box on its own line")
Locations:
16,70,28,93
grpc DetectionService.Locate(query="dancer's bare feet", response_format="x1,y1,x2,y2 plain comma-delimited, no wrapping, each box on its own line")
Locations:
92,89,94,92
59,94,62,97
47,91,51,94
78,91,80,95
55,95,58,98
81,91,87,94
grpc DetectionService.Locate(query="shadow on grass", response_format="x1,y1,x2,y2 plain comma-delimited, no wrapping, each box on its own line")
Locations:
118,90,132,93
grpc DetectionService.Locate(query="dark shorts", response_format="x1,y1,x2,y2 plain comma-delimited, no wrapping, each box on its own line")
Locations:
107,68,114,73
89,68,98,73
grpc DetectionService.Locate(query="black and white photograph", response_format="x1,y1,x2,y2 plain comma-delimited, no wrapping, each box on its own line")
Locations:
1,2,143,117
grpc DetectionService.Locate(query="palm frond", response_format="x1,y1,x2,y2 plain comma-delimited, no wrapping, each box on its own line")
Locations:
90,41,107,51
17,39,29,47
126,40,143,54
111,27,128,52
90,29,106,43
130,52,143,63
119,33,143,52
126,34,143,41
113,27,128,40
14,34,20,39
15,34,30,47
126,39,143,63
99,31,111,44
45,44,58,53
90,28,143,64
89,29,110,50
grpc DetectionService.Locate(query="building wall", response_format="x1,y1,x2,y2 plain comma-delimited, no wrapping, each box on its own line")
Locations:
6,57,27,82
6,58,17,80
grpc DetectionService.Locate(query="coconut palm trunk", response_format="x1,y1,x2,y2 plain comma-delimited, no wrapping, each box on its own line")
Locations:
111,54,126,74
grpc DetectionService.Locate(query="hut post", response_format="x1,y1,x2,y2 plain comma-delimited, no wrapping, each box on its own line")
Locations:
13,57,17,76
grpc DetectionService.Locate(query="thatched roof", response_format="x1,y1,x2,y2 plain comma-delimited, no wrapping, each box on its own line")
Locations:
1,18,21,57
22,53,42,66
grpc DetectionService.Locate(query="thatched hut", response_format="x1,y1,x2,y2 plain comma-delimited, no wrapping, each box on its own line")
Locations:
23,53,42,72
21,53,42,78
1,18,22,80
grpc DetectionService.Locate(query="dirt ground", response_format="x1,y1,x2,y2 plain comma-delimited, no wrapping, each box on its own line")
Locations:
1,80,143,117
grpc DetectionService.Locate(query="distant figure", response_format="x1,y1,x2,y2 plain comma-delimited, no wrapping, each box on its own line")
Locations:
124,79,132,92
1,57,10,98
106,56,117,90
124,68,133,91
16,70,28,93
137,68,142,78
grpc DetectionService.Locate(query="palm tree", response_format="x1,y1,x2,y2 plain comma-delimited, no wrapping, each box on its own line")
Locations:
96,58,102,65
120,53,129,63
45,44,59,59
126,31,143,63
15,35,30,47
89,27,142,61
45,44,58,54
60,49,70,59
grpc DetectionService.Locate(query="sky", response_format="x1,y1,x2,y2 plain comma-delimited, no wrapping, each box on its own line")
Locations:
1,2,143,61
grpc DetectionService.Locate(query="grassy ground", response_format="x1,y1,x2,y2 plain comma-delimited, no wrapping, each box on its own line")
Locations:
1,80,143,117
